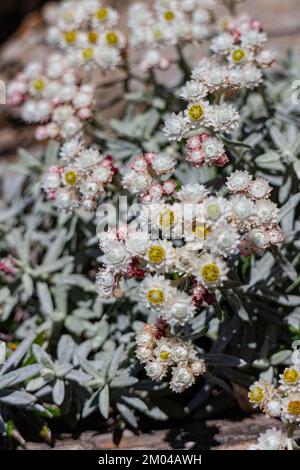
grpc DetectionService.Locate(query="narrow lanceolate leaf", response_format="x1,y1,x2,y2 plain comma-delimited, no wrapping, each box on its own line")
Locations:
57,335,75,364
116,403,138,428
108,344,125,380
52,379,65,406
98,385,110,419
0,389,37,406
36,282,54,317
0,365,41,390
1,335,35,374
199,353,247,368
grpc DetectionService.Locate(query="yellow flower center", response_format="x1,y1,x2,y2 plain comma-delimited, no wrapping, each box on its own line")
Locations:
164,10,175,22
154,29,163,40
288,400,300,416
206,203,221,220
283,368,299,384
96,7,108,21
160,209,175,229
232,49,246,63
106,31,119,46
82,48,94,60
148,246,166,264
65,171,77,186
249,386,265,403
63,30,77,44
33,78,45,93
201,263,220,283
193,225,210,240
88,31,99,44
159,351,170,361
188,104,204,121
147,289,165,305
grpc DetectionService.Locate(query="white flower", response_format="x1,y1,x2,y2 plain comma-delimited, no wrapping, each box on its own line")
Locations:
266,400,282,417
55,188,77,211
75,148,100,170
201,137,225,162
211,33,233,54
248,381,273,408
144,240,175,272
281,393,300,422
193,253,228,289
207,104,239,133
243,65,263,89
140,275,174,310
180,80,208,101
162,292,196,326
247,177,272,199
240,30,267,49
125,230,150,256
206,225,240,257
151,152,176,175
256,428,287,451
163,112,189,141
230,195,255,224
59,137,83,161
145,361,167,381
279,366,300,392
255,49,276,68
255,200,279,225
122,169,152,195
247,228,270,249
226,170,252,192
101,240,129,270
191,359,206,376
176,184,209,203
170,365,195,392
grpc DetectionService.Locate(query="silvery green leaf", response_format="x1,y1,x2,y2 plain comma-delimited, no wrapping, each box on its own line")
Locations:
255,151,281,164
108,344,125,380
1,335,35,374
116,403,138,428
0,415,6,435
200,353,246,368
143,406,168,421
293,160,300,179
0,287,9,304
110,372,138,388
279,177,292,204
0,389,37,406
66,369,92,383
98,384,109,419
32,345,54,369
34,256,74,275
18,148,42,170
59,274,96,293
249,252,274,286
270,350,291,365
57,335,75,363
279,193,300,221
82,390,99,419
26,377,46,392
53,379,65,406
121,395,148,413
43,230,67,264
36,282,54,317
259,367,274,383
22,273,34,297
0,342,5,365
270,126,287,150
45,140,60,166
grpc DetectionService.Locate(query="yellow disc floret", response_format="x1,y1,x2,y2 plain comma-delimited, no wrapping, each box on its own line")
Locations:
201,263,220,283
147,289,165,305
96,7,108,21
148,246,166,264
164,11,175,22
82,48,94,60
288,400,300,416
63,30,77,44
283,368,300,384
106,31,119,46
188,104,204,121
248,386,265,404
88,31,99,44
159,351,170,361
193,225,210,240
65,171,78,186
232,48,246,63
33,78,45,93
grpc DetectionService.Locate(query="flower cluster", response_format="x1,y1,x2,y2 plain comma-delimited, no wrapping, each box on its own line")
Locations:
42,138,117,211
44,0,125,70
136,320,206,393
248,342,300,450
163,15,275,168
128,0,215,72
122,152,177,202
7,54,95,141
97,172,283,325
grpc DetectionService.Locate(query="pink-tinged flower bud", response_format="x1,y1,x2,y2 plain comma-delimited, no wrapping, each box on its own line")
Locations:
35,126,48,141
187,135,202,150
215,154,229,166
144,152,156,165
163,180,176,195
77,107,92,120
200,133,210,142
251,19,263,32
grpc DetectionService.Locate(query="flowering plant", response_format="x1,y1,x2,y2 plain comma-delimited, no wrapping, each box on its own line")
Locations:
0,0,299,447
